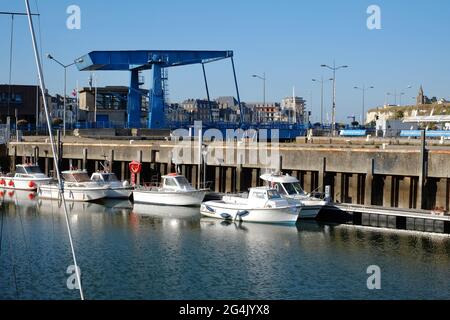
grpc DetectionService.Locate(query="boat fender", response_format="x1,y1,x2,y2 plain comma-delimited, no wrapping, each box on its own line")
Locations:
0,179,5,185
28,181,36,188
220,213,233,220
8,180,14,187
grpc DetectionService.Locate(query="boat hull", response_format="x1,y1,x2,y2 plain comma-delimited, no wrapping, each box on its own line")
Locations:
286,198,327,219
0,177,52,191
105,187,133,199
200,202,300,224
298,206,322,219
38,185,107,202
133,189,206,206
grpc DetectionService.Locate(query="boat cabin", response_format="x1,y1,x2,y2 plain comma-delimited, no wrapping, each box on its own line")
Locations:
248,187,283,201
62,170,91,183
162,174,194,191
260,173,307,197
91,172,119,183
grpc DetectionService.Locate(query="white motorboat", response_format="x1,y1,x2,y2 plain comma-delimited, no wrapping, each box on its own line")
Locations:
133,173,206,206
260,173,330,219
0,164,53,191
200,187,300,224
90,171,133,199
38,169,108,202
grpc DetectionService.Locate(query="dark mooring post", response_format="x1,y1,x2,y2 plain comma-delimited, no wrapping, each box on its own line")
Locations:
56,129,62,170
44,150,49,176
109,149,114,172
365,158,374,206
319,157,326,193
136,150,143,186
417,130,427,209
33,146,39,164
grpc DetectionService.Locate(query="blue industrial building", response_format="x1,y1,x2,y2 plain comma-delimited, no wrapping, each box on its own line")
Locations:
75,50,307,139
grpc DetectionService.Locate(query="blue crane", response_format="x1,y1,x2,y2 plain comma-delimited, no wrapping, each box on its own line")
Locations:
75,50,238,129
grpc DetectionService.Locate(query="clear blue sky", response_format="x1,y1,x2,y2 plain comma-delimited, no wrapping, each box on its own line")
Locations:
1,0,449,122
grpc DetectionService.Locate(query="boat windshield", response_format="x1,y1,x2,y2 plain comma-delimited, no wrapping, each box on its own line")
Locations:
25,166,43,174
16,166,27,174
175,176,191,187
282,182,305,195
267,189,282,199
100,173,118,182
63,172,91,182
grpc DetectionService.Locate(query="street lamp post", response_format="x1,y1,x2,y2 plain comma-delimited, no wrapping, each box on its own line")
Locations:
385,92,391,106
252,73,266,120
47,54,83,136
399,85,412,106
399,92,405,106
252,73,266,123
312,77,333,125
321,61,348,135
94,74,98,123
353,85,374,125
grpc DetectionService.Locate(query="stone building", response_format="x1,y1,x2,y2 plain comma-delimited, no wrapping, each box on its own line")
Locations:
416,85,430,105
281,96,306,124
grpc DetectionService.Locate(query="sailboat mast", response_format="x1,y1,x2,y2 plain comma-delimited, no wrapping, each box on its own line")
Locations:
24,0,85,300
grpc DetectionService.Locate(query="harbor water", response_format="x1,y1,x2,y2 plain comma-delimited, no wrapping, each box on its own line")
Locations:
0,191,449,300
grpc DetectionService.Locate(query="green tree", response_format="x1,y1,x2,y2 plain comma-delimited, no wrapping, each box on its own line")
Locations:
394,110,404,119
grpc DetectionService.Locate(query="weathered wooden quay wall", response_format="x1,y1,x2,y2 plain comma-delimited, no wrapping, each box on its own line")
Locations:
6,135,450,214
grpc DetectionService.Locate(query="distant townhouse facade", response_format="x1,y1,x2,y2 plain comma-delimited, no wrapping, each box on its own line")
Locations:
182,99,219,122
0,84,42,124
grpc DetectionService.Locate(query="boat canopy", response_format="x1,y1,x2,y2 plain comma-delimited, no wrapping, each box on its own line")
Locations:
91,172,119,182
62,170,91,182
162,174,192,189
260,173,299,183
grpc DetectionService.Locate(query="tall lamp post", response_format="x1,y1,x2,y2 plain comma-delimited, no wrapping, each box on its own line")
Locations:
385,92,392,106
353,85,374,125
321,62,348,135
252,73,266,122
399,85,412,106
47,54,83,136
252,73,266,105
89,73,98,124
312,77,333,125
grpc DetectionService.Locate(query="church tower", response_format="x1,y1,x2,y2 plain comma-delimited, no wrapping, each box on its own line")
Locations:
416,85,425,105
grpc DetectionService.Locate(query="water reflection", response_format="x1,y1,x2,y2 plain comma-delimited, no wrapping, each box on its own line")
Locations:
0,189,38,207
0,196,449,299
132,203,201,230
